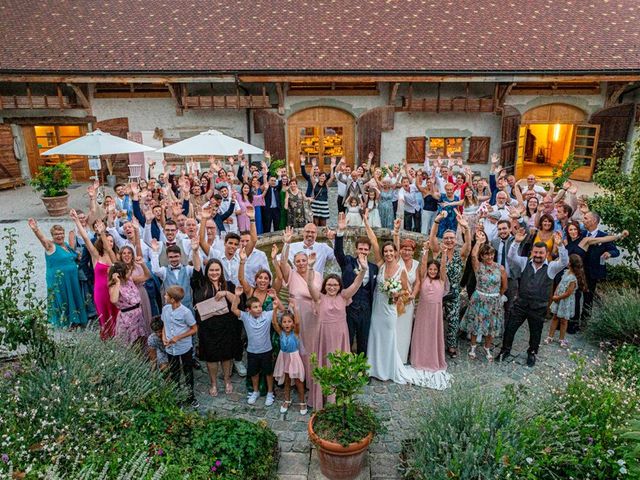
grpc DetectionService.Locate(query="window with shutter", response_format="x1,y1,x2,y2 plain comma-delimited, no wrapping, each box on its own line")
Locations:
405,137,426,163
468,137,491,164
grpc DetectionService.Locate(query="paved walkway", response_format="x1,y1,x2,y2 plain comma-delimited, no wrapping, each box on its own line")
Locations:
0,181,601,478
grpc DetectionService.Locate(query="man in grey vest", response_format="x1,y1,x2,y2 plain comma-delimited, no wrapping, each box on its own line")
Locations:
496,229,568,367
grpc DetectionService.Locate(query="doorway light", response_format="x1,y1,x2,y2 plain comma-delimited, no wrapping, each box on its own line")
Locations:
553,123,561,142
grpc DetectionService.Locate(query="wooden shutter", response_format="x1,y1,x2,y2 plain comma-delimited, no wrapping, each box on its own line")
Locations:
500,106,521,174
467,136,490,164
405,137,426,163
588,103,635,167
357,106,395,165
570,124,600,181
254,110,286,160
0,125,23,187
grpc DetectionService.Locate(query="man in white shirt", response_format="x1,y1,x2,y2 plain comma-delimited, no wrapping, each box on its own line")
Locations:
107,220,151,261
398,177,421,232
287,223,336,273
335,162,351,214
239,230,270,287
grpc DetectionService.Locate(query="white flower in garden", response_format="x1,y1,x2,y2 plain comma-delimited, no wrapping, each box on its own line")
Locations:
525,457,533,464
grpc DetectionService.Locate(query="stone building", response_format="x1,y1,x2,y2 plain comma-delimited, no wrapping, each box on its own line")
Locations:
0,0,639,185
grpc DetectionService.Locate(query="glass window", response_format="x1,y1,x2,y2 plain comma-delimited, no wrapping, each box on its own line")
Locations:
299,126,319,159
322,126,344,163
429,137,464,157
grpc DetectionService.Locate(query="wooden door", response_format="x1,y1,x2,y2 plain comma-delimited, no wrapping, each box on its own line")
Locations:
24,125,90,181
588,103,635,169
287,107,355,173
254,110,286,160
405,137,426,163
570,124,600,181
500,106,521,174
0,125,22,183
357,105,394,167
467,137,490,164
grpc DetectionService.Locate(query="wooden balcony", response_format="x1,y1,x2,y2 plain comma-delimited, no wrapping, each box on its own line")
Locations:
399,96,495,113
182,94,271,110
0,94,76,110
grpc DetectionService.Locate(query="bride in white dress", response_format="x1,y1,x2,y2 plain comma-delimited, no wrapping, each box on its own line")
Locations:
364,215,451,390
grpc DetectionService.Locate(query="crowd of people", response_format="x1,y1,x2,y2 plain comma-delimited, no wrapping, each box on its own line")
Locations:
30,150,628,411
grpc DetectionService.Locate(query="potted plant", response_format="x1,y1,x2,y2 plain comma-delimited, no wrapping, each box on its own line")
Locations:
30,162,73,217
105,156,117,187
308,351,384,480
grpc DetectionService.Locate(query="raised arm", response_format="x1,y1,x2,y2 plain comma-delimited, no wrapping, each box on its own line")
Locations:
27,218,54,253
198,207,213,256
244,205,257,256
581,230,628,248
429,211,446,254
470,230,487,272
69,210,100,261
305,253,321,302
363,211,382,266
456,211,472,260
507,227,529,272
270,244,283,293
342,254,368,300
280,227,293,281
230,285,243,317
237,247,251,293
334,212,348,268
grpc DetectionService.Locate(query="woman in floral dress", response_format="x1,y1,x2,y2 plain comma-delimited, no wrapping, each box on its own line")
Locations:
285,178,308,228
461,232,506,361
108,262,147,347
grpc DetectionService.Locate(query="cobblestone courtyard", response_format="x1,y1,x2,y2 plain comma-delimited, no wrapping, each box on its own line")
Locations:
0,183,600,479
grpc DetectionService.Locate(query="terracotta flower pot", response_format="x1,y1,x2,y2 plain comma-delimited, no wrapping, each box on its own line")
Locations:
308,413,373,480
41,193,69,217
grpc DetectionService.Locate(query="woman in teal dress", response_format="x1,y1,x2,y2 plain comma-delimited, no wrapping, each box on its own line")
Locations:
461,233,506,362
28,218,88,327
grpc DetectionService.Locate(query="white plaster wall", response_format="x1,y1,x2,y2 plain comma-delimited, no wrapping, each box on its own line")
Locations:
381,111,502,174
91,98,255,144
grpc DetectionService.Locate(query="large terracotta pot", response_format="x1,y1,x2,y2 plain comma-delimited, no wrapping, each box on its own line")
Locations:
308,412,373,480
41,193,69,217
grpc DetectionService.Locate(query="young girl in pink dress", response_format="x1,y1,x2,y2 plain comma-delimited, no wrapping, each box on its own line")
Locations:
272,298,307,415
410,244,450,387
305,253,368,409
280,229,323,408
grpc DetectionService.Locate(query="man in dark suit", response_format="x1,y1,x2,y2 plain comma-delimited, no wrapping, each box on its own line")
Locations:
491,220,522,324
262,175,282,233
580,211,620,324
333,212,379,355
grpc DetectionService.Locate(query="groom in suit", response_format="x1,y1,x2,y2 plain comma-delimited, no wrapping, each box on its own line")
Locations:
333,212,379,355
580,211,620,324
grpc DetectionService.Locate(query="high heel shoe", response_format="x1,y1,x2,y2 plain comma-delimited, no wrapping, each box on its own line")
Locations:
484,347,493,362
468,345,477,359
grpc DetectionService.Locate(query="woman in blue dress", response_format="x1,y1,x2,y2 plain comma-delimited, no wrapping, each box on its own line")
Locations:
28,218,88,327
437,183,463,237
378,180,395,229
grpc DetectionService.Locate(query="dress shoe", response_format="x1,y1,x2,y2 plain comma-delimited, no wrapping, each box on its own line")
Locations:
526,352,536,367
495,349,510,362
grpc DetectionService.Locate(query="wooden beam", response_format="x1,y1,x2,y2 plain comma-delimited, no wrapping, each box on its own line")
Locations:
26,83,32,108
436,82,441,113
408,83,413,110
275,82,285,114
388,82,400,105
66,83,91,110
464,82,469,112
56,84,63,110
165,83,183,116
605,82,632,107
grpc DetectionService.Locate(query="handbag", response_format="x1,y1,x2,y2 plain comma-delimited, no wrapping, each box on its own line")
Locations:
195,295,229,320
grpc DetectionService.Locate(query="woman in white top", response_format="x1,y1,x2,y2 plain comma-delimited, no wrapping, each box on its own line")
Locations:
393,227,420,364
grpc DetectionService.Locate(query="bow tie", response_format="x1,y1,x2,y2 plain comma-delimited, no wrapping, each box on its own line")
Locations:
170,266,181,271
166,242,176,247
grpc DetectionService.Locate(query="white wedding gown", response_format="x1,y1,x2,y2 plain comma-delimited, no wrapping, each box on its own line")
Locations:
367,263,451,390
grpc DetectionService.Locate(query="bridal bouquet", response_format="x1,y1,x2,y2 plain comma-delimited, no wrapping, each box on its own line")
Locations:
380,278,402,305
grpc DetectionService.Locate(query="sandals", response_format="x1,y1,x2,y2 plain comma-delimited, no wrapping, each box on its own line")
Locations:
209,385,218,397
225,382,233,394
544,336,554,345
447,348,458,359
484,347,493,362
280,400,292,414
468,345,477,359
298,403,308,415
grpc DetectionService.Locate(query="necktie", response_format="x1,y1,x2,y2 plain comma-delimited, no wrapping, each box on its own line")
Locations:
500,241,507,267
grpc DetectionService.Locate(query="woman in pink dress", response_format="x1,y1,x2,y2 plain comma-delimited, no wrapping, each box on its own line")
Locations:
119,245,152,335
70,210,119,339
108,262,147,347
305,254,368,409
235,182,253,232
410,243,450,384
280,227,322,408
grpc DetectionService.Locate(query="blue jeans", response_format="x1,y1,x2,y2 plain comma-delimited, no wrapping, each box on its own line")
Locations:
421,210,437,235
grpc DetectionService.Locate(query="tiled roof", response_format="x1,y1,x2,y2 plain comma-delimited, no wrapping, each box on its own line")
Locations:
1,0,639,74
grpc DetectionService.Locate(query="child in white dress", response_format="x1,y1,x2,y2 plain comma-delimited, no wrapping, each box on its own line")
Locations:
345,196,364,227
365,188,382,228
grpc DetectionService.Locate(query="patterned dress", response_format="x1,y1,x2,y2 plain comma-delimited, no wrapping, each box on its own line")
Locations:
550,271,577,320
378,190,395,229
443,249,464,350
114,278,147,345
461,263,503,337
287,191,307,228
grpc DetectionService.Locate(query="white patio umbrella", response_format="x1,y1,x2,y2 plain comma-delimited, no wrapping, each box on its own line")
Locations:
155,129,263,156
41,129,155,156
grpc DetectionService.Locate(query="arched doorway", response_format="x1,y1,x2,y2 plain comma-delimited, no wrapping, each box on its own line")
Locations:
515,103,600,181
287,107,355,173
